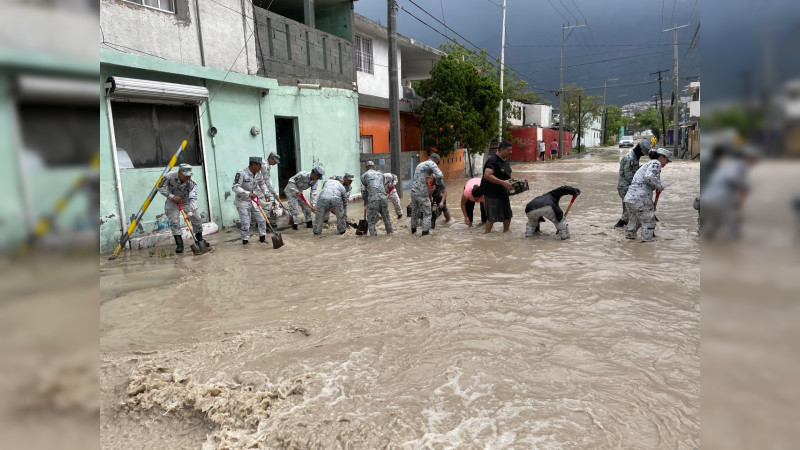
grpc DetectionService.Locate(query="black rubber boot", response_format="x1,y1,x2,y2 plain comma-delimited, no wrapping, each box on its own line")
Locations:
195,232,211,248
614,219,628,228
242,239,249,245
259,235,267,243
306,221,313,228
411,227,417,234
292,224,298,230
421,230,429,236
397,213,403,220
174,235,184,254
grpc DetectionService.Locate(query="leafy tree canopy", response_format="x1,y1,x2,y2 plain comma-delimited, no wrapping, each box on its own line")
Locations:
413,42,542,154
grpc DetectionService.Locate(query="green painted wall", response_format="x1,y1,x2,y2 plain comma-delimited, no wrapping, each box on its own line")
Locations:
315,3,354,42
99,50,359,254
0,50,97,252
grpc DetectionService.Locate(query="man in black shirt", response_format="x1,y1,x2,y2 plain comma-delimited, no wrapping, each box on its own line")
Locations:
525,185,581,240
480,140,514,233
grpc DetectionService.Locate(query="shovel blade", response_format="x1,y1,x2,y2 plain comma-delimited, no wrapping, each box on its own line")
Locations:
271,234,284,249
355,219,368,236
190,243,202,255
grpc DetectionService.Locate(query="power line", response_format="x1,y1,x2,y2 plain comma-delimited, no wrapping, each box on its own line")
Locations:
507,43,692,48
406,0,486,54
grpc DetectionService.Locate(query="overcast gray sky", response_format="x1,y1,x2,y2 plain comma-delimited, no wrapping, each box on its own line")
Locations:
355,1,800,107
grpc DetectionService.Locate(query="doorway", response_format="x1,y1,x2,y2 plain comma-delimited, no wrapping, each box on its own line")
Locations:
274,117,298,196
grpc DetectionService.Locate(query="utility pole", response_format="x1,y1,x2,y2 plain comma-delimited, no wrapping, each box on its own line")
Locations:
576,95,582,153
663,24,688,154
601,77,617,147
650,69,669,144
498,0,507,142
388,0,402,198
559,22,586,158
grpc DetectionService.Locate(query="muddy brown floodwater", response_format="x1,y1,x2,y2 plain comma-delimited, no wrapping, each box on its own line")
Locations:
101,148,699,449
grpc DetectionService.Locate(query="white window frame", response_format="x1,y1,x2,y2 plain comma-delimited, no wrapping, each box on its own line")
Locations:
355,34,374,74
359,135,373,154
123,0,176,14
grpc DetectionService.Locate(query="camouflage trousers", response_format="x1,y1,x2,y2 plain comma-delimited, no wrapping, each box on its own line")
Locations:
624,199,656,242
525,206,569,239
314,197,346,235
165,200,201,236
285,188,313,224
387,189,402,216
617,185,630,223
366,196,393,236
409,194,432,233
235,198,266,240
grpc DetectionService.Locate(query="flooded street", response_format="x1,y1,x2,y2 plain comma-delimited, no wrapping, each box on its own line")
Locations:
100,148,700,449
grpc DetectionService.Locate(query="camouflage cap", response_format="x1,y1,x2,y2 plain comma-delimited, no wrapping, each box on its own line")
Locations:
268,151,281,164
249,156,263,165
178,163,193,176
344,172,355,180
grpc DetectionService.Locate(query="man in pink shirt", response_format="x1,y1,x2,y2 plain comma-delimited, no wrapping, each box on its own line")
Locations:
549,139,559,159
460,177,486,227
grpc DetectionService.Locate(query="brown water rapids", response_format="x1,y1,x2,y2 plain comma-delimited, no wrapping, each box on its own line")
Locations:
100,148,700,449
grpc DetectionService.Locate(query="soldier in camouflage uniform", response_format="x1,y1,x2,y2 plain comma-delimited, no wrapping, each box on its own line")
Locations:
383,172,403,219
361,161,393,236
409,153,443,235
615,139,652,228
285,167,324,229
232,157,269,244
257,151,281,206
314,177,350,236
158,163,208,253
624,148,671,242
323,173,354,223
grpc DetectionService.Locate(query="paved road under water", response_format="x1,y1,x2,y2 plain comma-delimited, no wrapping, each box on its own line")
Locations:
100,147,700,449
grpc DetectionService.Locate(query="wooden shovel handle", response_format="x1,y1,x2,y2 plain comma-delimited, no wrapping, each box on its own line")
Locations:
563,194,578,217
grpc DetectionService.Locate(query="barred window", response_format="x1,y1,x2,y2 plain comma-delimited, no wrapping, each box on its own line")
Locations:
124,0,175,14
355,34,373,74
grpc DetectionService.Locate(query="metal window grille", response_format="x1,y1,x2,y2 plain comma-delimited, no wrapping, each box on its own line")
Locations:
124,0,175,14
355,35,373,74
359,135,373,154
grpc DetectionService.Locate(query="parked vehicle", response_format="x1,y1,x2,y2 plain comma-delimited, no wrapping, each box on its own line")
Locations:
619,136,634,148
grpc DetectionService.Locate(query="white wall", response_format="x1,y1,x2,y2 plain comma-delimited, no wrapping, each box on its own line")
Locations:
523,104,552,128
576,116,603,147
100,0,256,75
354,28,402,99
508,101,524,127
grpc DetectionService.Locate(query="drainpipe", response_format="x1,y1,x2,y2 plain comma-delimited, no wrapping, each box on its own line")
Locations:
194,0,206,67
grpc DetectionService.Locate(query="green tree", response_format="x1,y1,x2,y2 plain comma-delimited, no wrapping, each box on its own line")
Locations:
633,107,672,140
603,104,627,145
560,84,602,149
429,43,543,142
414,48,503,157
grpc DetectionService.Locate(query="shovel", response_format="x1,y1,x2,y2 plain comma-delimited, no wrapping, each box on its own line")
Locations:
355,205,368,236
654,190,661,222
563,194,578,217
177,204,206,255
253,197,285,249
298,193,317,213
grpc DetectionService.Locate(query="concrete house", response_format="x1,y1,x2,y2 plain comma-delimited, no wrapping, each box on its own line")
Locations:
352,13,445,179
0,3,98,252
99,0,361,253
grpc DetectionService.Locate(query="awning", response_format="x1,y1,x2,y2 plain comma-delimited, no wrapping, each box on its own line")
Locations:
104,76,208,103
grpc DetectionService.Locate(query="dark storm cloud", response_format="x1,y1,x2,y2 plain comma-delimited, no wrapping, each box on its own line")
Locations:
356,0,701,105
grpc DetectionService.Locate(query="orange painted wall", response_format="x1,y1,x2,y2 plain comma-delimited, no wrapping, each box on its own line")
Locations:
358,106,424,153
421,149,465,181
358,107,390,153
